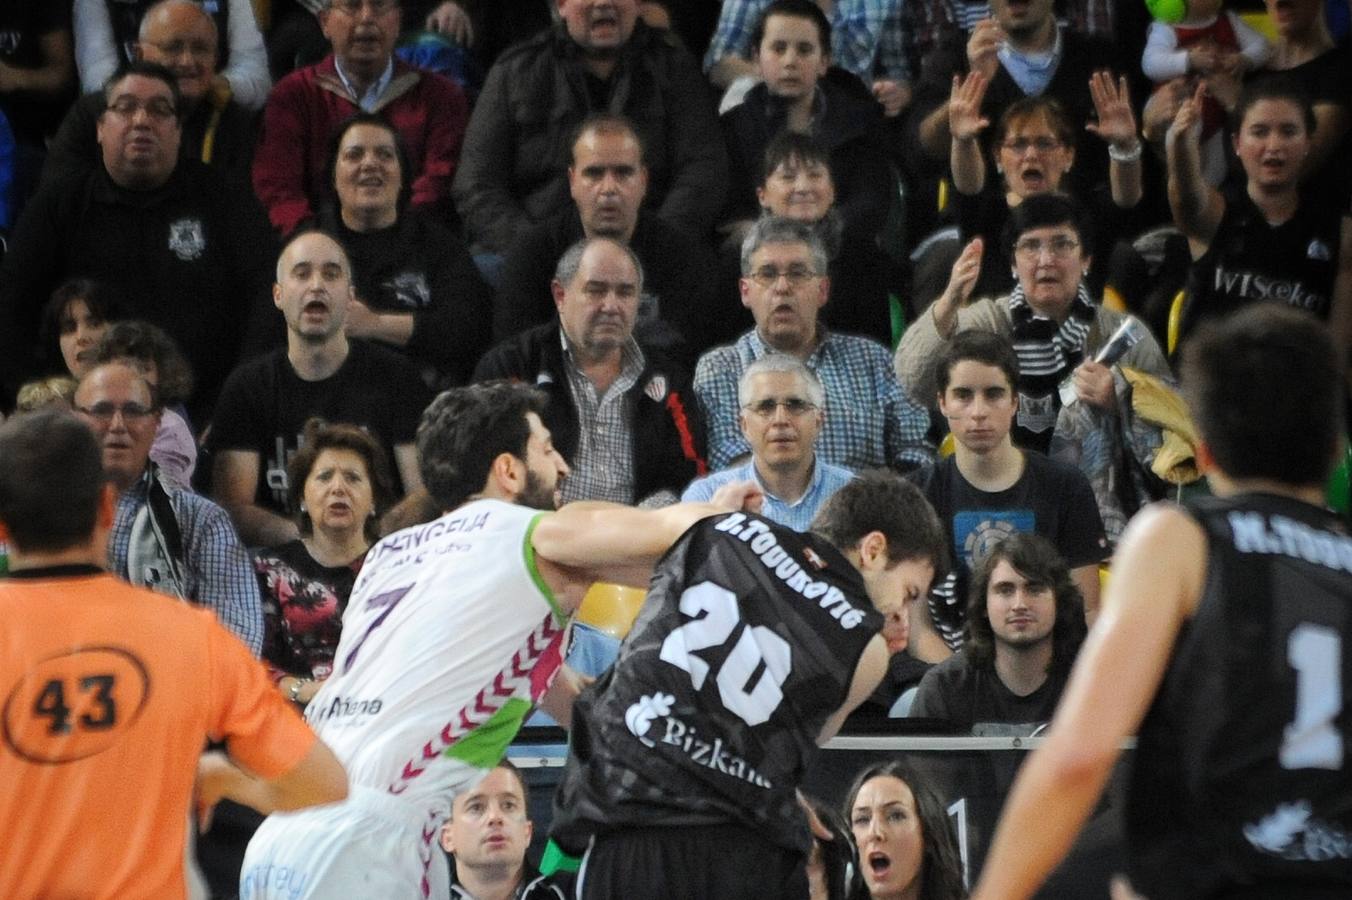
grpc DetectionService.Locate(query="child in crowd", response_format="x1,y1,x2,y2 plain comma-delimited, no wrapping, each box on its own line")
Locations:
1143,0,1271,182
721,0,892,246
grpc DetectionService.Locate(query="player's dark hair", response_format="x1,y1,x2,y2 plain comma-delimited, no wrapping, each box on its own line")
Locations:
1233,76,1316,137
0,408,108,552
288,418,397,543
1181,305,1342,485
1001,192,1093,261
933,329,1019,397
844,760,966,900
811,470,947,571
324,112,414,216
752,0,832,56
964,533,1087,678
417,382,549,512
93,320,195,407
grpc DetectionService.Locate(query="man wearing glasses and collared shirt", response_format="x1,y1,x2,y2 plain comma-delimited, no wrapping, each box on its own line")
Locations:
73,360,264,655
683,354,853,532
0,60,277,421
252,0,469,235
695,215,933,475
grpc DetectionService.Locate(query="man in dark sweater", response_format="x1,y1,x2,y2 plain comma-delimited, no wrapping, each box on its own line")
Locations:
475,236,706,507
0,60,275,418
495,114,718,360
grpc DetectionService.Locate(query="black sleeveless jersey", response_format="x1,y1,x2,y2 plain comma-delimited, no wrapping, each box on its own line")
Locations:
551,512,882,855
1182,185,1342,341
1127,494,1352,899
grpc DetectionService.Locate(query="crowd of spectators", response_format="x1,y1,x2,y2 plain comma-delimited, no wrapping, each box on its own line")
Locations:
0,0,1348,892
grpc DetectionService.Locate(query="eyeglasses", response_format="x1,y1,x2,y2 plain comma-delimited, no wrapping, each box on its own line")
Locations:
105,96,178,121
1013,236,1080,260
1002,137,1061,154
143,39,215,59
76,402,157,424
330,0,398,14
748,265,817,287
742,397,818,418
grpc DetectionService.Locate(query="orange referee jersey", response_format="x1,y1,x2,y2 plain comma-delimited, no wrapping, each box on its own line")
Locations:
0,568,317,899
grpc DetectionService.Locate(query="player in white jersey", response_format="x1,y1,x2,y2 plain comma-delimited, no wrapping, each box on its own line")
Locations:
241,382,739,900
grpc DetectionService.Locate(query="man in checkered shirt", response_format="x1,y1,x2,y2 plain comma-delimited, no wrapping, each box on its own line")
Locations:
474,237,707,508
695,216,932,475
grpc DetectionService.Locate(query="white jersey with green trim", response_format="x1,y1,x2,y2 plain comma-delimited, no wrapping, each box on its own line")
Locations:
304,498,569,809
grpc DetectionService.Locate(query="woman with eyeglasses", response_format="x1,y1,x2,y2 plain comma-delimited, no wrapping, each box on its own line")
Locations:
897,193,1169,456
917,71,1144,311
1166,78,1350,348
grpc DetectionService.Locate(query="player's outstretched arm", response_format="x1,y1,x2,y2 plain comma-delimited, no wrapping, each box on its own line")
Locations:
196,739,348,826
532,497,743,575
970,504,1206,900
537,664,593,730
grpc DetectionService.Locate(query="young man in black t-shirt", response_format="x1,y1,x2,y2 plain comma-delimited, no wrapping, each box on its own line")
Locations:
908,330,1108,656
910,532,1086,734
974,306,1352,899
552,471,947,900
209,230,431,547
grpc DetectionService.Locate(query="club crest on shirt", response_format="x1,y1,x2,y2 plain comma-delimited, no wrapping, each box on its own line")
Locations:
1017,391,1056,434
1308,239,1331,262
167,218,206,261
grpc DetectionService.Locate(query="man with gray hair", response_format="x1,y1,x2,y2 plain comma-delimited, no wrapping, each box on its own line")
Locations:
694,215,932,473
683,354,853,531
48,0,258,186
474,236,706,507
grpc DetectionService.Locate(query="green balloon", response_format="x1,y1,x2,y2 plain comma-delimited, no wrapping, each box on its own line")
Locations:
1146,0,1188,24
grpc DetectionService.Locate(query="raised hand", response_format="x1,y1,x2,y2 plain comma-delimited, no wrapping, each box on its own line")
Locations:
1086,70,1139,150
873,79,913,118
943,237,985,308
949,70,992,142
966,19,1005,80
1167,81,1207,148
424,1,473,46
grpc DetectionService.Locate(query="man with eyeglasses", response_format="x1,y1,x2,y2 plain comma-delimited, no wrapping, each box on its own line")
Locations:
47,0,259,186
253,0,469,235
0,60,277,421
73,360,263,654
72,0,270,109
897,193,1168,456
475,236,706,507
695,215,932,474
683,354,852,532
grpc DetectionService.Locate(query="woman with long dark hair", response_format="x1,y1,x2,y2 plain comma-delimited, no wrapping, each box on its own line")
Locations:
845,760,967,900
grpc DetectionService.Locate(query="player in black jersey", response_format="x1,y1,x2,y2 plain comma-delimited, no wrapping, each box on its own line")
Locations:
551,470,947,900
972,304,1352,898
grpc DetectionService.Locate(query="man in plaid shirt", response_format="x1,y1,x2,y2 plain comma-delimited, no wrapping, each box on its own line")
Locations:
695,216,932,474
